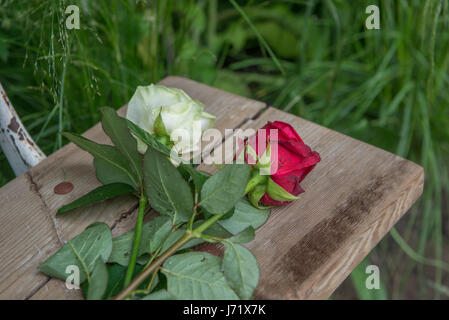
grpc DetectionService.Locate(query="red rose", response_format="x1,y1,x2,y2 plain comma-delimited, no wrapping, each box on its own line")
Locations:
241,121,320,207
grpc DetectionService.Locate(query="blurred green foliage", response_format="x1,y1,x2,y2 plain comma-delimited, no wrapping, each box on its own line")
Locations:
0,0,448,299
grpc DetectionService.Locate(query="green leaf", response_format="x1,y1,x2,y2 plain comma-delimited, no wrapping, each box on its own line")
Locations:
98,263,156,299
156,228,203,256
87,258,108,300
135,231,189,266
219,198,270,235
202,206,235,221
266,177,300,201
142,289,174,300
156,221,232,257
103,264,127,299
142,217,174,254
107,234,135,267
63,132,138,188
228,227,255,243
221,207,236,220
177,164,210,191
202,221,234,239
127,119,185,164
144,147,194,224
176,220,233,246
222,242,259,299
200,164,251,214
94,158,136,187
101,107,142,183
158,229,187,253
38,222,112,283
190,219,230,238
108,216,172,266
162,252,239,299
192,221,252,243
57,183,135,215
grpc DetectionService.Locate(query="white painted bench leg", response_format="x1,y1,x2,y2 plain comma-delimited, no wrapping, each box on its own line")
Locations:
0,83,46,176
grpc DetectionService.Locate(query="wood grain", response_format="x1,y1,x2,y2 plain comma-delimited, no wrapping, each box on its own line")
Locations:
0,174,60,299
0,77,423,300
0,76,266,299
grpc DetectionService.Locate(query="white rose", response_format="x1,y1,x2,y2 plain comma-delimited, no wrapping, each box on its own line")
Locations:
126,84,216,154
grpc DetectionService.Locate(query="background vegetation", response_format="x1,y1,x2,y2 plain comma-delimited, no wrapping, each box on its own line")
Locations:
1,0,448,299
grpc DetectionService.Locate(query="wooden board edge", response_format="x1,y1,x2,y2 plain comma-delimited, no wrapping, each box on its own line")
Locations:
255,165,424,299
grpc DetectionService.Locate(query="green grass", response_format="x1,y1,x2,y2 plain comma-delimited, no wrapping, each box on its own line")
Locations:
1,0,448,299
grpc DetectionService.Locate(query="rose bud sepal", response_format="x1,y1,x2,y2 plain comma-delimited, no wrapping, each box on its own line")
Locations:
266,177,301,202
248,184,272,210
244,169,268,194
153,111,167,137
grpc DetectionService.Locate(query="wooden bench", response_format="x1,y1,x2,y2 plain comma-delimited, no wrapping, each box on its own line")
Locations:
0,76,424,299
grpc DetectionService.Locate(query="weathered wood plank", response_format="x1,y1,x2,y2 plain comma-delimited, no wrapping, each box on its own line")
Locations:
203,107,423,299
0,77,423,300
0,76,265,299
0,174,60,299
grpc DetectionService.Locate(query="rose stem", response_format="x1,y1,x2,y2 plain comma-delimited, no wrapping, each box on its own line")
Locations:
114,213,224,300
123,193,147,287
